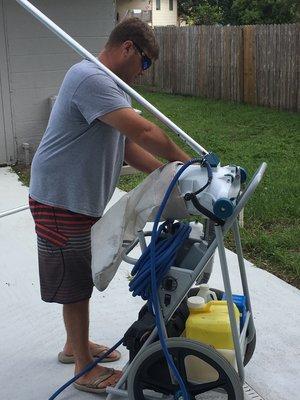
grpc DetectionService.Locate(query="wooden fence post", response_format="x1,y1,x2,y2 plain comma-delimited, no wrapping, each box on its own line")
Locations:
243,25,257,105
139,24,298,112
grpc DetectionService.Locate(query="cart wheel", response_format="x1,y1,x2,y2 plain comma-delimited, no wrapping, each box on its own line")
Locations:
127,337,244,400
244,332,256,366
203,218,216,246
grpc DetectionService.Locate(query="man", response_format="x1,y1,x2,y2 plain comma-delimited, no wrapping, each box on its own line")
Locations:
29,18,190,394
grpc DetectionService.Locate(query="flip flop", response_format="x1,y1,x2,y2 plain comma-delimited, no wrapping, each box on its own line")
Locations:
73,368,121,394
58,344,121,364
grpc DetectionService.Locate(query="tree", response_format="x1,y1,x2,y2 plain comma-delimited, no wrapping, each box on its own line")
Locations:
230,0,299,25
178,1,200,22
191,1,223,25
178,1,223,25
177,0,299,25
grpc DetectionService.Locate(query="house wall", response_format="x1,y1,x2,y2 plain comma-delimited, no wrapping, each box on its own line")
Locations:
117,0,151,21
1,0,115,164
0,83,8,165
0,86,6,164
116,0,178,26
0,0,14,165
152,0,177,26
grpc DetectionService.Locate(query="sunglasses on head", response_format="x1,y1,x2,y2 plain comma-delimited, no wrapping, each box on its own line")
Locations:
132,41,152,71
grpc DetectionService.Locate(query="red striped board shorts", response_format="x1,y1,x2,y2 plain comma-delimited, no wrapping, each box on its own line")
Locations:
29,197,100,304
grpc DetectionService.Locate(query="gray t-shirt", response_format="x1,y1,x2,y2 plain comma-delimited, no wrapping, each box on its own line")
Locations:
30,60,131,217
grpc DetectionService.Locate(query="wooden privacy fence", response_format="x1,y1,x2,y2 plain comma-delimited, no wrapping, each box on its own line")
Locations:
137,24,299,112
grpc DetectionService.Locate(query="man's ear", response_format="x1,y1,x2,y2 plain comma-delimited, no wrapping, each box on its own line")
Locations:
122,40,134,54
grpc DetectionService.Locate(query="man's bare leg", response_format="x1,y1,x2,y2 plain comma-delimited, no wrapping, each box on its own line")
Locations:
63,299,121,387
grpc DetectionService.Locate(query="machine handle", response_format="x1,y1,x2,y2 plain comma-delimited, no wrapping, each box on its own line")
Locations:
122,231,153,264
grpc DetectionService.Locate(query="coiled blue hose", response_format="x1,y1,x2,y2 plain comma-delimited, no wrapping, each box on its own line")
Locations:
49,158,203,399
129,221,191,300
130,158,203,400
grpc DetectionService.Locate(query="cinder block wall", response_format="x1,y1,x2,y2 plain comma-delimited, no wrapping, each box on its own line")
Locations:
4,0,115,163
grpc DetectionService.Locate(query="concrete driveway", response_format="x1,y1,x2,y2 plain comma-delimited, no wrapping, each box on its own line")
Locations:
0,167,299,400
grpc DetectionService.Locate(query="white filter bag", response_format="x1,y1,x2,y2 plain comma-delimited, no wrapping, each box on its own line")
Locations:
91,162,189,291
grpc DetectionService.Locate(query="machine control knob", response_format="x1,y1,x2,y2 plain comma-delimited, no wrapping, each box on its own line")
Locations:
162,276,178,291
213,198,234,219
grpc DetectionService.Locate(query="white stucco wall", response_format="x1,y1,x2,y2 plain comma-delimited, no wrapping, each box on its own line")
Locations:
0,0,115,164
152,0,177,26
117,0,178,26
117,0,151,21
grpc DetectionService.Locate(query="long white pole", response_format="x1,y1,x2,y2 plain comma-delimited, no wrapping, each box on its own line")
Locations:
15,0,208,155
0,205,29,218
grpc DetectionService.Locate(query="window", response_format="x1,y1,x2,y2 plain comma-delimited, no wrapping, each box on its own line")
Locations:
169,0,173,11
156,0,161,10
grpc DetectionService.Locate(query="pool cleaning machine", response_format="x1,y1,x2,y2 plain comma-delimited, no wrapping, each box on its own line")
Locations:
16,1,267,399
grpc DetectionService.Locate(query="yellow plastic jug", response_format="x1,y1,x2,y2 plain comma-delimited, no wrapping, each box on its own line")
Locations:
184,296,240,382
186,296,240,350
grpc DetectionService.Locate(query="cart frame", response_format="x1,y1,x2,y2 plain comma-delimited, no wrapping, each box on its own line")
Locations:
107,162,267,399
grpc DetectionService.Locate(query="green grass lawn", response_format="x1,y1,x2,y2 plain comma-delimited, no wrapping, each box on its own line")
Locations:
118,88,300,287
13,89,299,287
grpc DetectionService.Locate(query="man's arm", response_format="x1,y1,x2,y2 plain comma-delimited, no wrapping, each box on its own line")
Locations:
124,139,163,174
99,108,190,163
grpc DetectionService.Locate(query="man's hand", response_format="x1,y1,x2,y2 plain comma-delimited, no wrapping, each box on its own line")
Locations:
99,108,190,163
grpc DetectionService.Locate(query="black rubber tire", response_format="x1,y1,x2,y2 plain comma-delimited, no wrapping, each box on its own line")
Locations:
203,218,216,246
127,337,244,400
244,332,256,366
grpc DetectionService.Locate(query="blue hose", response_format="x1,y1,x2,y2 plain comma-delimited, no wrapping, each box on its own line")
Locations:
49,158,202,399
129,221,191,300
130,158,203,400
48,338,124,400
